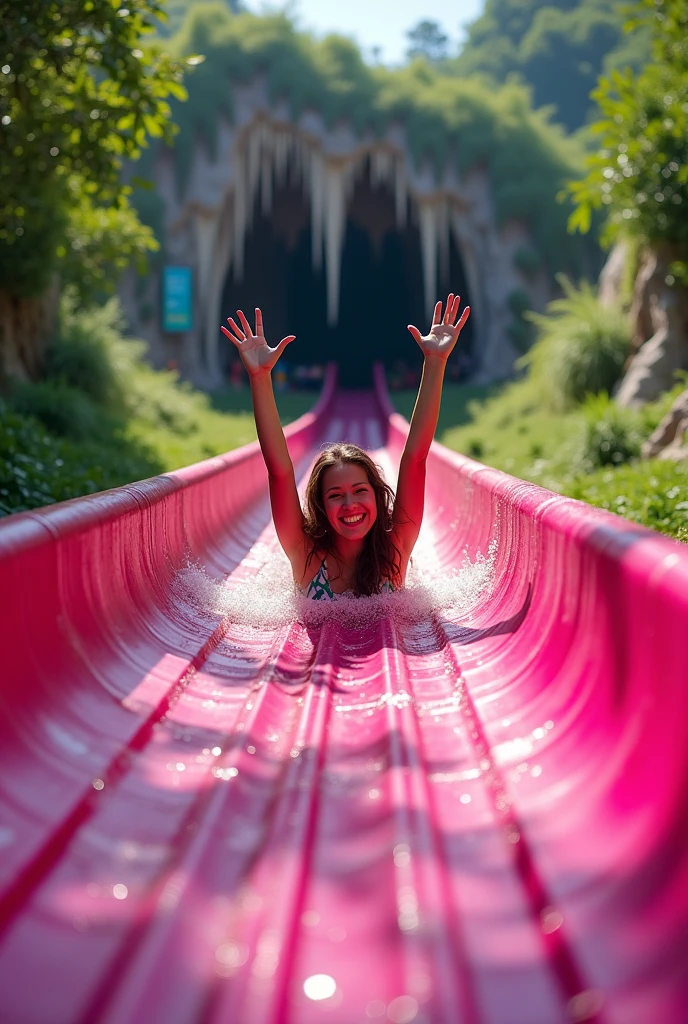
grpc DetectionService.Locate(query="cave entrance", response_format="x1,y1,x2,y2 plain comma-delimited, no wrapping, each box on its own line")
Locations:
220,167,474,389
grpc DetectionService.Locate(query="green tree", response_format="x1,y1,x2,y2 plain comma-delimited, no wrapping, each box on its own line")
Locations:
567,0,688,276
163,6,593,281
453,0,651,132
154,0,240,38
0,0,188,377
405,20,450,63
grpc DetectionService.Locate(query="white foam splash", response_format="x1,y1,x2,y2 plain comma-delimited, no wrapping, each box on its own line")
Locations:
174,539,497,631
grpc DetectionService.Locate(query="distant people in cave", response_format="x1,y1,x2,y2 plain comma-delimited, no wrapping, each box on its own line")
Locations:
226,358,325,391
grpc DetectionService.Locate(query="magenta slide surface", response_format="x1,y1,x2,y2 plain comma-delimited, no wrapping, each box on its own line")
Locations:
1,368,687,1024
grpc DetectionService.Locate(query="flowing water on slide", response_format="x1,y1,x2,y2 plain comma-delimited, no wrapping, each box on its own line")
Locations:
0,385,687,1024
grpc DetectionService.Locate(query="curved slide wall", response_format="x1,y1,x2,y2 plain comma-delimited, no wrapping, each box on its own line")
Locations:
0,367,687,1024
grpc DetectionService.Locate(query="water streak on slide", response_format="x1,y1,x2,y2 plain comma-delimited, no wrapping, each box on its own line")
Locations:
1,368,687,1024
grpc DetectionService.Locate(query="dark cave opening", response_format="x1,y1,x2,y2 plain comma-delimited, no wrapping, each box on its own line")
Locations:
220,172,475,389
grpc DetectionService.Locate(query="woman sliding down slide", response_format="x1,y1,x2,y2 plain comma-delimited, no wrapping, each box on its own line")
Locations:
220,295,470,600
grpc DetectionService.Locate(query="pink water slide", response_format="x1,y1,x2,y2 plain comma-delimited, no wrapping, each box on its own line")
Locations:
1,368,687,1024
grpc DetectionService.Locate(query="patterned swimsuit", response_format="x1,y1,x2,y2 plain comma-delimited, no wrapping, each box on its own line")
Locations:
304,560,394,601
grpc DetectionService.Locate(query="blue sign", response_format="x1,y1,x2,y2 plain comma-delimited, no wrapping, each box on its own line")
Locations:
162,266,193,332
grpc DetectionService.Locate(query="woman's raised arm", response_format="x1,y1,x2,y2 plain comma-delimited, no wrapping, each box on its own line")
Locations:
392,294,470,559
221,309,306,567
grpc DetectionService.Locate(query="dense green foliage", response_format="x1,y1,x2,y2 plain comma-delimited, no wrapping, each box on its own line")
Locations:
0,0,187,300
394,376,686,541
452,0,651,132
0,398,159,516
0,294,312,517
568,0,688,280
579,391,643,467
406,21,450,63
162,5,593,276
565,459,688,542
154,0,239,38
521,277,630,409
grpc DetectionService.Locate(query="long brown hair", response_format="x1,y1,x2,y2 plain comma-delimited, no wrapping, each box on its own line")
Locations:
303,443,402,597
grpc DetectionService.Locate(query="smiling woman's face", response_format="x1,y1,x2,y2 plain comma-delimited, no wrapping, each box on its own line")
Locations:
321,461,378,540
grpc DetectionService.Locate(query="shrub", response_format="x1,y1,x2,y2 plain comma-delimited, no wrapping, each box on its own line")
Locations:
507,289,530,320
521,276,631,409
507,288,535,353
46,291,209,435
579,392,643,468
46,292,126,407
0,400,161,516
0,293,208,515
8,379,103,441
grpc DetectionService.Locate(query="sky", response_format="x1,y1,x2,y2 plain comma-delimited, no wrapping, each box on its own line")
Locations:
242,0,484,65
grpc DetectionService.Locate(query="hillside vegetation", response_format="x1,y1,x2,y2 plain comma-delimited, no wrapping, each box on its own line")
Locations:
451,0,651,132
142,4,596,279
394,371,687,543
0,295,311,517
393,269,687,543
400,0,687,544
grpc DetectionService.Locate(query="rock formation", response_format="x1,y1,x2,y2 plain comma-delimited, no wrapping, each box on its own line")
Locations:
615,245,688,408
119,77,551,389
642,387,688,461
598,239,628,310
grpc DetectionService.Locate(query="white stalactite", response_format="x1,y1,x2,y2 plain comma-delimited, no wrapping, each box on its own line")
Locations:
232,152,247,280
394,160,407,230
450,209,482,328
193,212,221,377
247,126,262,214
205,200,234,378
275,130,289,185
260,151,273,215
310,150,324,273
419,203,439,322
194,213,216,300
371,149,391,188
439,199,450,288
222,118,469,331
324,164,348,326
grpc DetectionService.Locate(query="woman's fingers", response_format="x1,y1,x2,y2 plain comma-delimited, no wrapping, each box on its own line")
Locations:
433,293,465,328
407,325,423,345
221,325,242,348
456,306,471,333
225,317,245,341
255,308,264,336
276,335,296,358
237,309,253,337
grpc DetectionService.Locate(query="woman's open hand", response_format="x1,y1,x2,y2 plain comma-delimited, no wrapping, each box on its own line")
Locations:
407,293,470,361
221,308,295,377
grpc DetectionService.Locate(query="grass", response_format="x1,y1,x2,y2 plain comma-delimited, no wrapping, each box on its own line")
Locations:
396,378,584,485
393,377,688,543
393,383,500,439
124,386,314,473
565,461,688,543
4,294,685,544
0,383,316,517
